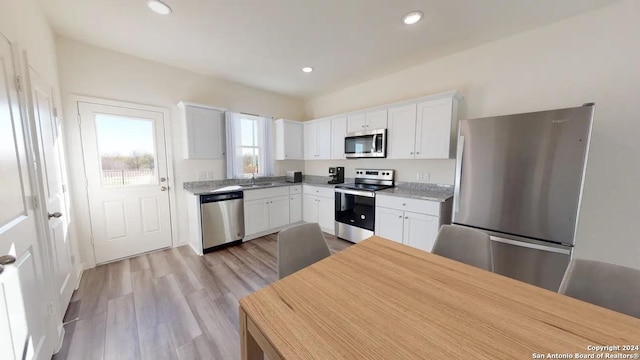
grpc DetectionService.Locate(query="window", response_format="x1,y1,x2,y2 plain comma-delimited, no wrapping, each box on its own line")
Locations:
225,112,274,179
240,117,260,175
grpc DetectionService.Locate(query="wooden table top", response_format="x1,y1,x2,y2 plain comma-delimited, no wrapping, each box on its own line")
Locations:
239,236,640,359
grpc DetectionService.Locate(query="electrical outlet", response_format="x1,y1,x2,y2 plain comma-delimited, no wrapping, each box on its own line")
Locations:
424,172,431,181
197,171,207,180
416,172,423,181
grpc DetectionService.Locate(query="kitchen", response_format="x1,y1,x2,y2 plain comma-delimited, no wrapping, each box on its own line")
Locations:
1,1,639,360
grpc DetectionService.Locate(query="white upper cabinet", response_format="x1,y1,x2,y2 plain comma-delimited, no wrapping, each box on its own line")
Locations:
415,97,457,159
387,104,417,159
304,118,332,160
346,113,366,132
331,116,347,160
275,119,304,160
178,101,226,159
347,109,388,133
386,92,461,160
366,109,388,130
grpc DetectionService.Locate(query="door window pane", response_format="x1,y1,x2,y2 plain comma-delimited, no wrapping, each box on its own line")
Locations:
95,114,157,187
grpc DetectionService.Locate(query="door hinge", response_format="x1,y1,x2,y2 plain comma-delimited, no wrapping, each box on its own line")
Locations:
15,75,22,92
53,107,58,118
32,196,38,209
90,236,94,245
62,183,67,193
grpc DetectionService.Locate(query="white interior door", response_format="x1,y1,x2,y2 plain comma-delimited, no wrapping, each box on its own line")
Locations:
78,101,172,264
28,68,74,316
0,34,50,360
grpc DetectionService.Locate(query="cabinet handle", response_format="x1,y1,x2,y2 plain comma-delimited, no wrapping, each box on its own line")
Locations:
398,215,402,218
402,203,406,206
410,152,414,155
405,216,408,219
416,152,420,154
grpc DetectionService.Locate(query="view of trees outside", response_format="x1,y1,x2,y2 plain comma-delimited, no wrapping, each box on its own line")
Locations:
101,151,156,186
95,114,157,187
241,117,260,176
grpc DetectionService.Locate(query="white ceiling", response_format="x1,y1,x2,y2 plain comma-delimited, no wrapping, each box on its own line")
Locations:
40,0,618,99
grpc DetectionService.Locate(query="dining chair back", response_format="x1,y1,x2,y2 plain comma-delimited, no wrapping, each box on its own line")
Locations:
432,225,493,271
559,258,640,318
277,223,331,279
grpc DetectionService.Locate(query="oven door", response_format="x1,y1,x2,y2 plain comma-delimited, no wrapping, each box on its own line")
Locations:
344,129,386,158
335,188,376,231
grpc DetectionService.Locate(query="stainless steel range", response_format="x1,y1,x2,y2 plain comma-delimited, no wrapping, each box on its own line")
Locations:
335,169,394,243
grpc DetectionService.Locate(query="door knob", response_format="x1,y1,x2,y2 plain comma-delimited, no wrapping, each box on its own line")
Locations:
0,255,16,265
161,186,168,191
48,212,62,219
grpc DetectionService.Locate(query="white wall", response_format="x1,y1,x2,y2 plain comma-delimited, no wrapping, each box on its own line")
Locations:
56,37,306,268
305,0,640,269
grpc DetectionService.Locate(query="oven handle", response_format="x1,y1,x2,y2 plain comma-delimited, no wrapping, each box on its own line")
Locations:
334,188,375,198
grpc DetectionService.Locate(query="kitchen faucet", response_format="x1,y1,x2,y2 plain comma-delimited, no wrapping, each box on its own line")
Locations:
251,172,256,185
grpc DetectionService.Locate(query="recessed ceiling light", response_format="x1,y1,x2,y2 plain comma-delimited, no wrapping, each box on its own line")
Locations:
402,11,423,25
148,0,172,15
302,67,314,73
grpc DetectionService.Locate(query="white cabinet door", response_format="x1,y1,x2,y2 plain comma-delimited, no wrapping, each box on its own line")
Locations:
403,212,439,252
244,199,270,235
316,119,332,160
289,193,302,223
366,109,388,130
347,112,366,132
387,104,417,159
182,104,225,159
375,207,404,243
269,195,290,228
276,120,304,160
415,98,453,159
285,121,304,159
317,196,335,233
303,121,317,160
331,116,347,159
303,194,318,223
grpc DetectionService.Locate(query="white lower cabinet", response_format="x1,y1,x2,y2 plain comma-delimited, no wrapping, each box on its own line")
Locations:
375,207,404,243
269,195,290,228
403,212,439,252
375,195,447,252
302,185,335,234
243,185,301,240
289,194,302,223
244,199,270,235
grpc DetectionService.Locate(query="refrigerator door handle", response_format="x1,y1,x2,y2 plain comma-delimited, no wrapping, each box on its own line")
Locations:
454,135,464,213
490,236,571,255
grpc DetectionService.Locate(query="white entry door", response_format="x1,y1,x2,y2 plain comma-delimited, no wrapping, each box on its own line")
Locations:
28,68,75,316
78,101,172,264
0,34,50,360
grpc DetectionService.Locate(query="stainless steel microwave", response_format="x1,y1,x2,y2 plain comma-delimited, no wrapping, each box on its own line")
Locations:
344,129,387,158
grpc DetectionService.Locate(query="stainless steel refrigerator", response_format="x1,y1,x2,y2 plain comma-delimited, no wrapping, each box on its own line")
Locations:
453,104,594,291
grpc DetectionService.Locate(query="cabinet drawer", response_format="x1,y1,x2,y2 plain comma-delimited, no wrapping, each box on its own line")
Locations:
376,194,440,216
289,185,301,194
243,186,290,201
303,185,334,198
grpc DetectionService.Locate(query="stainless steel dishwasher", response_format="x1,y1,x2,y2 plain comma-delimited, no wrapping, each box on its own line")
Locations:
200,191,244,253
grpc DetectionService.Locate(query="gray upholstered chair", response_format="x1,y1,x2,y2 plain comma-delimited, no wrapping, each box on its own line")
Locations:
277,223,331,279
558,259,640,318
431,225,493,271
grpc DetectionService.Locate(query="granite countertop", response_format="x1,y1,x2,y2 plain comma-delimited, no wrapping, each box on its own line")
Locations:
183,175,345,195
377,183,454,203
184,176,454,202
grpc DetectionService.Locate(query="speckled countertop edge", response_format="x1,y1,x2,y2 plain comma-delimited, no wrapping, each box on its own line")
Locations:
184,176,453,201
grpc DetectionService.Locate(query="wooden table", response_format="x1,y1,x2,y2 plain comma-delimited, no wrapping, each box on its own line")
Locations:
239,236,640,359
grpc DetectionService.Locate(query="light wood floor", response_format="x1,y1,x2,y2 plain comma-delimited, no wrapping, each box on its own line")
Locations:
52,232,352,360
